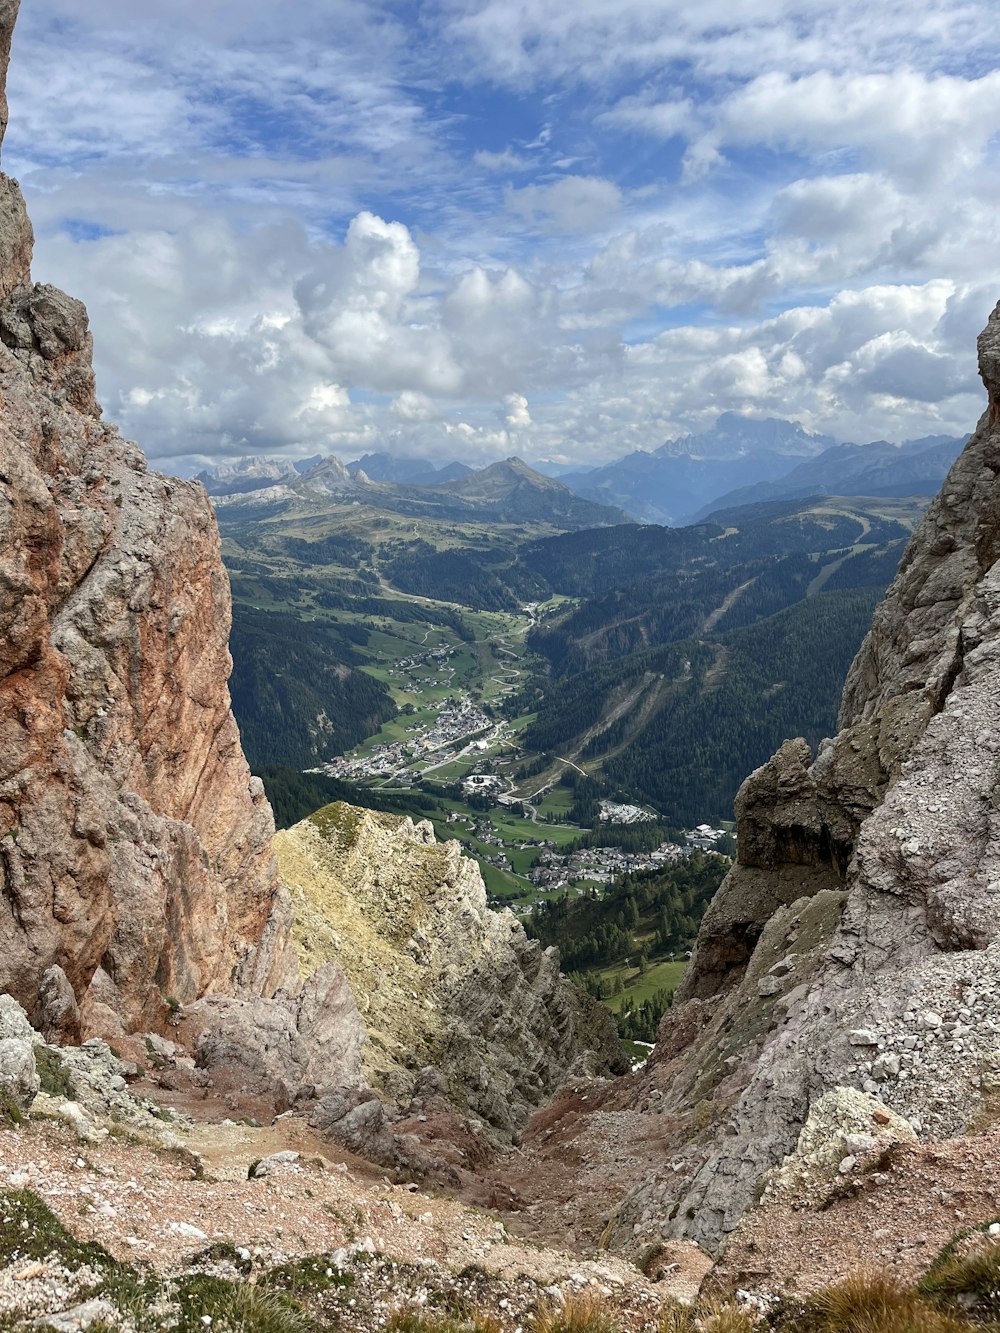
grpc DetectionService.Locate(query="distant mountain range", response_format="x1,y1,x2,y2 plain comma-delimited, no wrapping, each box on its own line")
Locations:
556,414,836,525
196,415,967,531
196,453,626,532
689,434,967,521
346,452,474,486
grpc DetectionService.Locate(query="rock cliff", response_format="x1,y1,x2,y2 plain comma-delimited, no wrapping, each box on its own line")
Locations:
616,299,1000,1255
0,0,294,1040
274,803,627,1136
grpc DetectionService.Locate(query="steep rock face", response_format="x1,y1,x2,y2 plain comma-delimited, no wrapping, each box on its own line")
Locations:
617,300,1000,1254
0,0,294,1038
275,803,627,1136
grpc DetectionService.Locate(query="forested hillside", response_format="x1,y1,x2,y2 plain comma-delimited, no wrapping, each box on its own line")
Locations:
217,483,927,844
527,852,731,1040
505,497,922,825
229,609,397,769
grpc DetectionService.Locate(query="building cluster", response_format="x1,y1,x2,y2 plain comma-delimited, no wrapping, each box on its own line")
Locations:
526,839,691,891
684,823,728,850
323,698,494,782
597,800,656,824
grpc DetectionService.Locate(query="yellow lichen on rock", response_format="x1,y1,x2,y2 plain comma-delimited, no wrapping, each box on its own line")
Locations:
275,802,627,1135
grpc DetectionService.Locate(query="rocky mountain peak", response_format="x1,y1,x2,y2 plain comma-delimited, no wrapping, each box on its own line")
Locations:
273,802,627,1137
0,0,33,303
0,0,17,150
979,297,1000,428
0,0,294,1039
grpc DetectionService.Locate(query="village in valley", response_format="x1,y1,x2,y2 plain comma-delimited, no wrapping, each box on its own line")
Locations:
315,633,730,915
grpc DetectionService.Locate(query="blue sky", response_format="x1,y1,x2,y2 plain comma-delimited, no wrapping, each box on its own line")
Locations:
4,0,999,471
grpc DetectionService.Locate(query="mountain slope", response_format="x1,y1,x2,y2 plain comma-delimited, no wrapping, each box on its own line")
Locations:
203,451,627,530
275,803,627,1133
610,297,1000,1256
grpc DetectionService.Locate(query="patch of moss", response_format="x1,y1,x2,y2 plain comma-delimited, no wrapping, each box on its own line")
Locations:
190,1240,253,1275
259,1254,355,1295
0,1087,24,1127
308,801,364,849
0,1189,115,1271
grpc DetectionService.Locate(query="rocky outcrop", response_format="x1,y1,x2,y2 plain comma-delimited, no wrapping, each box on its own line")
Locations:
0,993,188,1145
190,963,366,1105
274,803,627,1137
0,0,295,1037
616,299,1000,1255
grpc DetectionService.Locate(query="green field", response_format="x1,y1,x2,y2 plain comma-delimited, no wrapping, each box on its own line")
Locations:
598,958,687,1012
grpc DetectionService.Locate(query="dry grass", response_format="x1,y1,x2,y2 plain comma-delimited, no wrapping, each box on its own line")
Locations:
918,1234,1000,1316
787,1270,990,1333
659,1301,757,1332
531,1293,619,1333
387,1309,502,1333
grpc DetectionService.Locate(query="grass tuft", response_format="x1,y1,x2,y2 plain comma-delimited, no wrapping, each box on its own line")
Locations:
659,1302,757,1333
531,1293,618,1333
918,1233,1000,1317
789,1270,980,1333
387,1310,501,1333
260,1255,355,1295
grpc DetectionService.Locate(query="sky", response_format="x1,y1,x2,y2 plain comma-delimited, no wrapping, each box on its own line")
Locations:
4,0,1000,474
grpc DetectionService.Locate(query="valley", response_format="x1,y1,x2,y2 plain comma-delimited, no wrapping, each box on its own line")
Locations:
214,472,933,1044
5,1,1000,1322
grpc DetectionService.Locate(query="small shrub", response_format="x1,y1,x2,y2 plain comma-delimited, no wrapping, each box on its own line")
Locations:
34,1044,74,1099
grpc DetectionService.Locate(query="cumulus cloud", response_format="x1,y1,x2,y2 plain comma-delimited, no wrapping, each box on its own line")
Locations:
701,69,1000,188
4,0,998,474
504,392,532,429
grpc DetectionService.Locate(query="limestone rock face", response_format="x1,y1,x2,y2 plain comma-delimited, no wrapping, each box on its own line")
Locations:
191,963,366,1105
0,2,294,1036
275,803,627,1136
619,299,1000,1254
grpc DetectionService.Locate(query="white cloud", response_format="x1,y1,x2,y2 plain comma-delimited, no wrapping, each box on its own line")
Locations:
474,147,532,172
504,392,532,429
701,69,1000,188
3,0,998,477
598,95,696,139
505,176,623,234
